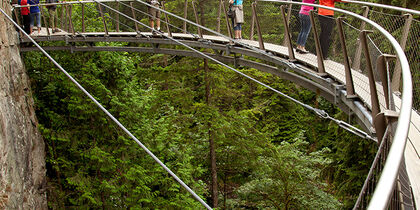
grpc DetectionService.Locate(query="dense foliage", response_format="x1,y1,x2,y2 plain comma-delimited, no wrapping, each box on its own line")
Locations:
21,0,417,208
23,47,378,208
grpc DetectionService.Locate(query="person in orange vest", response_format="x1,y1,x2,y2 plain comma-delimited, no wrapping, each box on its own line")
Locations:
318,0,344,59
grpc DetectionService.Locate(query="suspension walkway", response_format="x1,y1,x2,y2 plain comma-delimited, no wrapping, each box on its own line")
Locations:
4,0,420,209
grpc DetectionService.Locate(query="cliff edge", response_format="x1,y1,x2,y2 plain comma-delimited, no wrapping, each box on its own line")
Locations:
0,2,47,209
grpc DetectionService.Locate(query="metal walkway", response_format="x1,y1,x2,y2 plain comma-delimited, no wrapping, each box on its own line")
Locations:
9,0,420,209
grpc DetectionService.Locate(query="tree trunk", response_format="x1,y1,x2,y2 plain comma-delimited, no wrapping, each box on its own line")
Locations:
204,59,218,208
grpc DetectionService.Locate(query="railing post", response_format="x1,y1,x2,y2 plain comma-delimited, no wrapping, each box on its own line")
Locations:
68,4,74,35
217,0,222,33
352,6,369,71
66,4,70,32
81,3,85,32
251,2,264,50
309,10,326,75
336,17,356,98
391,13,413,92
280,5,295,61
373,54,396,143
161,1,172,37
129,2,139,33
249,3,255,41
115,2,119,32
282,0,292,46
360,30,380,123
40,6,50,35
183,0,187,33
191,0,202,38
13,7,22,37
97,2,108,36
377,54,396,110
221,0,233,41
60,4,65,30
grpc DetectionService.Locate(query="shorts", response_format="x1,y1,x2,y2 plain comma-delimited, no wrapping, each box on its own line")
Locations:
233,23,242,31
30,12,41,28
148,6,161,20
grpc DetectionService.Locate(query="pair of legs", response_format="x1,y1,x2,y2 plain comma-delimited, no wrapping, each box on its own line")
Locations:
49,9,59,33
296,13,311,53
22,14,31,34
318,15,335,59
231,19,242,39
148,6,161,33
29,12,41,34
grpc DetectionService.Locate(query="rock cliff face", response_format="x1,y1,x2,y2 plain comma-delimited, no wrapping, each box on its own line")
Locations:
0,2,47,209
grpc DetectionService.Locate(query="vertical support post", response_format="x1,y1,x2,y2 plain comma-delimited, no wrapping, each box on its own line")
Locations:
336,17,356,98
309,10,326,75
183,0,187,33
217,0,222,33
97,2,108,36
161,1,172,37
391,14,413,92
352,6,369,71
221,0,233,40
191,0,202,38
250,2,255,41
60,4,65,29
377,54,396,109
115,2,119,32
81,3,85,32
13,9,23,37
360,30,380,122
40,6,50,35
252,2,264,50
66,4,70,32
282,1,292,46
68,4,74,35
130,2,139,33
280,5,295,61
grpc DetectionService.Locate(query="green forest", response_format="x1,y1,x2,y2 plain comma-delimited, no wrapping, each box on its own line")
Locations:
20,0,418,209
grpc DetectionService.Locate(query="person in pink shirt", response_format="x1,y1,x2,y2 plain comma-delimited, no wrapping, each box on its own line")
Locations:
296,0,315,54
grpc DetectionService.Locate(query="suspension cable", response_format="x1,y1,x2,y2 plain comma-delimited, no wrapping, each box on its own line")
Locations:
0,7,212,210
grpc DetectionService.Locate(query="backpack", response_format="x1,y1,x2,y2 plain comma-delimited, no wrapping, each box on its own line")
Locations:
227,5,235,19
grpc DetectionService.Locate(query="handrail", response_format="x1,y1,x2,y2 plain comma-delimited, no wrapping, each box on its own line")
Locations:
257,0,412,209
343,0,420,16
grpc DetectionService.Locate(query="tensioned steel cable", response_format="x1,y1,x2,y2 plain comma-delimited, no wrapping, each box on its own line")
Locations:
98,0,375,141
0,7,212,210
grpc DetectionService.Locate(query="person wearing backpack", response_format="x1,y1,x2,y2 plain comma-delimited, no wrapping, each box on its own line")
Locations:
229,0,243,39
147,0,161,34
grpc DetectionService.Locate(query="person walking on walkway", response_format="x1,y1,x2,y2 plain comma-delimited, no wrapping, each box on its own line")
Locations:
46,0,59,33
19,0,31,34
229,0,244,39
147,0,161,34
318,0,343,59
296,0,315,54
28,0,41,34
